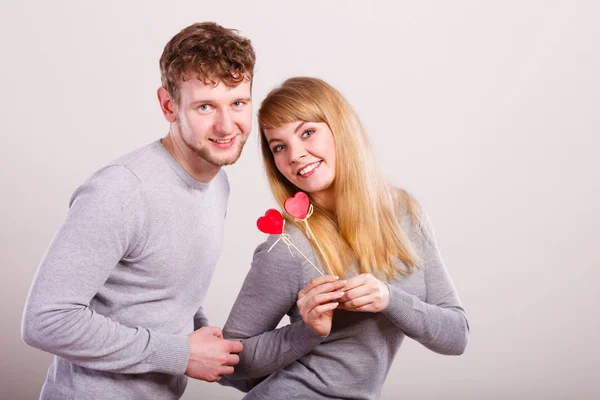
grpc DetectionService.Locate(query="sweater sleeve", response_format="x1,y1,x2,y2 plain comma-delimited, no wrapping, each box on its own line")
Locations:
222,237,324,380
21,166,190,375
194,306,209,331
382,214,470,356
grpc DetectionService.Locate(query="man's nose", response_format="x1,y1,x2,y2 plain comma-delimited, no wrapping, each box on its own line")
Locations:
214,110,234,135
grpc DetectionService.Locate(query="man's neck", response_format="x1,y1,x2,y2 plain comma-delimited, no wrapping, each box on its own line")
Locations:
161,134,221,183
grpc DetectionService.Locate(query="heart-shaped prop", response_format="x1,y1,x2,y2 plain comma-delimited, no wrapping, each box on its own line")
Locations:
257,209,284,234
284,192,310,219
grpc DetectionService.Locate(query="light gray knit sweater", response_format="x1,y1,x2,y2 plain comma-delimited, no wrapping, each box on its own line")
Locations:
223,209,469,399
22,141,229,399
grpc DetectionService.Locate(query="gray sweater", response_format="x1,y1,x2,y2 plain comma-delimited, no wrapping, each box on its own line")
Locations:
22,141,229,399
223,210,469,399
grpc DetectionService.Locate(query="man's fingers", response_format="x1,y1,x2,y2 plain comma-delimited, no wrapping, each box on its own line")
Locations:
210,327,224,338
225,353,240,366
226,340,243,354
219,365,235,376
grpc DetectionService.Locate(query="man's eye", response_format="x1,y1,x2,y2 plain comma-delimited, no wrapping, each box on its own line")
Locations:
233,101,244,108
199,104,211,111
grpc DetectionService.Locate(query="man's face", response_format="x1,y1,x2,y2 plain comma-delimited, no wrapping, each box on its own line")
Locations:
174,77,252,167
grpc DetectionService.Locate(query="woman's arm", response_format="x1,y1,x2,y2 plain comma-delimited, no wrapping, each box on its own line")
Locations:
382,215,470,355
338,212,469,356
222,238,327,380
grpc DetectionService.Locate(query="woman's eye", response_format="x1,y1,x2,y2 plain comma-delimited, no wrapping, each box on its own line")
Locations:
272,144,285,154
302,129,315,138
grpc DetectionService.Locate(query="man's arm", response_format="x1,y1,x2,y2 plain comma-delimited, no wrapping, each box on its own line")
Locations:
21,166,190,375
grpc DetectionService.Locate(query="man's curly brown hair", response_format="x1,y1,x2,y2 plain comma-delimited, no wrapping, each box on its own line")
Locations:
159,22,256,104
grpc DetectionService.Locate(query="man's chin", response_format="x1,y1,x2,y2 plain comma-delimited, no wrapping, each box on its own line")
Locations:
205,150,244,167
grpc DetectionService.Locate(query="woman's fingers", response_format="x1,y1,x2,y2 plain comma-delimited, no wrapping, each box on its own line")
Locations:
298,277,346,303
298,275,340,297
338,285,371,304
298,290,344,315
337,273,390,312
296,276,347,337
307,291,344,309
308,301,339,318
337,295,376,310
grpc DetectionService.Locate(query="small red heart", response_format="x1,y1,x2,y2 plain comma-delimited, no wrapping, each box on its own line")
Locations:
257,209,284,234
284,192,310,219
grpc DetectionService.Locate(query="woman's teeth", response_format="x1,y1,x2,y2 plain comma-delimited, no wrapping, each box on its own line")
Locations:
299,161,320,176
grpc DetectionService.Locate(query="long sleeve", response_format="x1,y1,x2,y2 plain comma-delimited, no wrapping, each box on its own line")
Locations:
21,166,190,375
223,237,324,380
383,215,470,355
194,306,209,331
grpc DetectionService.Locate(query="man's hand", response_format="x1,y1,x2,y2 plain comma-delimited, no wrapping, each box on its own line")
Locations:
297,275,346,336
337,273,390,313
185,326,243,382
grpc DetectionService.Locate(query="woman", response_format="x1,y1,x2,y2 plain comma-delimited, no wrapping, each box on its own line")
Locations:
223,77,469,399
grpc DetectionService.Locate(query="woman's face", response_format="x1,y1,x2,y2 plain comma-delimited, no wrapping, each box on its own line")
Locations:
264,120,336,206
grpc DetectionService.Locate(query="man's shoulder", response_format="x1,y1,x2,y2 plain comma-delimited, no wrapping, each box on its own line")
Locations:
83,140,176,190
107,141,165,175
212,168,230,195
70,142,162,206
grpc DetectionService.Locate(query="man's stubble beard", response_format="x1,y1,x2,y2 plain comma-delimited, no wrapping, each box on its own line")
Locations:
177,120,248,167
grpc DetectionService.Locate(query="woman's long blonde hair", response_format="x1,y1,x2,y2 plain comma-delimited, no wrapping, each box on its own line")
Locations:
258,77,426,280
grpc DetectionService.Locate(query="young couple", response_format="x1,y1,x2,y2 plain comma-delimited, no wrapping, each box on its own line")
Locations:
22,22,469,399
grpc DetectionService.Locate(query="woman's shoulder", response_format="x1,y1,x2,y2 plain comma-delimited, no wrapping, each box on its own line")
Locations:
395,187,420,223
394,188,433,245
253,220,309,257
251,220,321,281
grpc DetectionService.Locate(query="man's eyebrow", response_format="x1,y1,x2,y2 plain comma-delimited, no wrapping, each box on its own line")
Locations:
189,97,252,105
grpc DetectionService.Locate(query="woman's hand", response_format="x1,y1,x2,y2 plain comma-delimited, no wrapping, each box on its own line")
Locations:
337,273,390,313
297,275,346,336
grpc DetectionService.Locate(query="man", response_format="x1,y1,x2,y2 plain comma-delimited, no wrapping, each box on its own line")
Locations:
22,22,255,399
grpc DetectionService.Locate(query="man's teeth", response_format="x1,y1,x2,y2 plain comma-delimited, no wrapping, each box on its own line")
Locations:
212,138,232,144
299,162,320,176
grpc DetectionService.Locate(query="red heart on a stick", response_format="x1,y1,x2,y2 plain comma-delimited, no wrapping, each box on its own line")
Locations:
257,209,284,234
284,192,310,219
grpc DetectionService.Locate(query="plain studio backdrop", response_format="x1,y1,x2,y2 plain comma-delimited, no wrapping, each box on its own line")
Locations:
1,1,598,399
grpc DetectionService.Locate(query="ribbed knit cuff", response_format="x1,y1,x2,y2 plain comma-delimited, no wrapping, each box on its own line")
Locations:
148,331,190,375
382,285,415,327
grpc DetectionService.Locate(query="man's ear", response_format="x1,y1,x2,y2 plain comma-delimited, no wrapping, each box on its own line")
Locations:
157,87,177,123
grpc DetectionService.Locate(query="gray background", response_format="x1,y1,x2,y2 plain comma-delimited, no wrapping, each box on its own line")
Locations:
1,1,599,399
